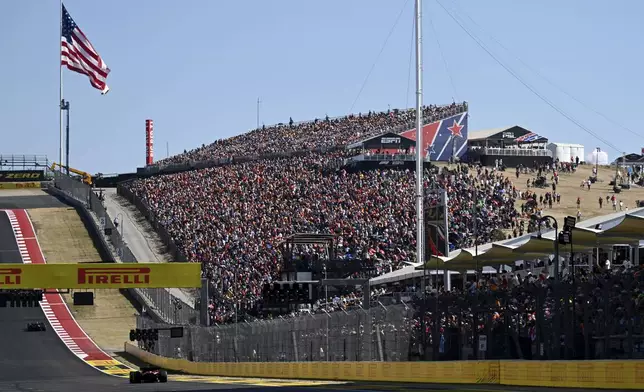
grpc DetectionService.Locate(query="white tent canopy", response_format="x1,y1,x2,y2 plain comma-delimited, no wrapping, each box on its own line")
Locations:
547,142,585,163
586,149,609,165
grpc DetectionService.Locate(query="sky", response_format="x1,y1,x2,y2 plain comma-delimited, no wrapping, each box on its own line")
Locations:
1,0,643,174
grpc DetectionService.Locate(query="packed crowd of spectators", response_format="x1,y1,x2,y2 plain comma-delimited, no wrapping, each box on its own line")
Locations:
156,102,467,167
126,149,523,322
409,262,644,360
430,164,520,248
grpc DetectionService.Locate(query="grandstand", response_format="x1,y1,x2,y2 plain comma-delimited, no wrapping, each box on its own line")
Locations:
113,99,642,327
147,102,468,171
122,104,470,319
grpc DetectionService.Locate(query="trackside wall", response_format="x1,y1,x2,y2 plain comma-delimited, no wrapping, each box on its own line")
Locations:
124,343,644,390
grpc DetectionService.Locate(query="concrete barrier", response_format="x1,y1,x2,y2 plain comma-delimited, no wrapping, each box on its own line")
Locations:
124,343,644,389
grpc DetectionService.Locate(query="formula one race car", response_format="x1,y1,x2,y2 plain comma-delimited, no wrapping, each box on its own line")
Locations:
129,366,168,383
26,322,47,332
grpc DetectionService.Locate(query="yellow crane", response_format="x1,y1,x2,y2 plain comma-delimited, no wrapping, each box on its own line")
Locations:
50,162,93,185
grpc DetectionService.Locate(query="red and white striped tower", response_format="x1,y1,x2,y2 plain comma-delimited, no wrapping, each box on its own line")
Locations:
145,119,154,165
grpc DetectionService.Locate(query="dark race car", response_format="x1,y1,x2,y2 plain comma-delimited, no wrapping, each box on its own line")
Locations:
129,366,168,383
26,322,47,332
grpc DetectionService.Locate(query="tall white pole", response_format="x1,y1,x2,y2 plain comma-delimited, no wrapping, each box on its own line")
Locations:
59,0,64,167
256,98,261,129
414,0,425,266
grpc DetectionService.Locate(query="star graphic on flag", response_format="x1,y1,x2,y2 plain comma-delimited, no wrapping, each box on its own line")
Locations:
425,144,436,156
447,120,464,137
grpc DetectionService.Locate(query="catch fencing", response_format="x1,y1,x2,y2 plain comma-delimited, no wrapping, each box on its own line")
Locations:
50,171,198,324
137,275,644,363
137,304,415,363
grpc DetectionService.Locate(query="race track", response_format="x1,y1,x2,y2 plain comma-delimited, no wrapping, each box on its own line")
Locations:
0,197,385,392
0,212,21,263
0,191,561,392
0,193,67,210
0,208,274,391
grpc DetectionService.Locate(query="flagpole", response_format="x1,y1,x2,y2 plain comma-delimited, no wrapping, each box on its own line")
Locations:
59,0,64,168
414,0,424,268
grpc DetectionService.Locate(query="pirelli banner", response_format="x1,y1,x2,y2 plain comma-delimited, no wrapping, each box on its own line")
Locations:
0,170,45,182
0,263,201,289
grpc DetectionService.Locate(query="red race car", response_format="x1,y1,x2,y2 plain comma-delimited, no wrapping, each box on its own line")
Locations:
129,366,168,383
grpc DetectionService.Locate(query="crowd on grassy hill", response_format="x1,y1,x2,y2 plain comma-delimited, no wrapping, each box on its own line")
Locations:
156,102,467,167
126,149,525,323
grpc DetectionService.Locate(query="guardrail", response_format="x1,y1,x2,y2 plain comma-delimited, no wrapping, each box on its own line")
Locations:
0,154,50,170
353,154,425,162
477,147,553,157
50,171,198,325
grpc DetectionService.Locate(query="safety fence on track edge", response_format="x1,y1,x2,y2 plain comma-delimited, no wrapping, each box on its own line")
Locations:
50,171,198,325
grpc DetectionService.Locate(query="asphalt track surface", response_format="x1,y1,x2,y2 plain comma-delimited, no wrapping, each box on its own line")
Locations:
0,212,21,263
0,194,67,210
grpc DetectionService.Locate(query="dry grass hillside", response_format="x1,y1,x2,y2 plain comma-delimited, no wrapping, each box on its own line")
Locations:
512,164,642,224
436,162,642,231
28,207,137,351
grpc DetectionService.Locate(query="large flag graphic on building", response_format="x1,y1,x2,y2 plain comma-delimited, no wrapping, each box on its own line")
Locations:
61,4,110,94
400,112,469,161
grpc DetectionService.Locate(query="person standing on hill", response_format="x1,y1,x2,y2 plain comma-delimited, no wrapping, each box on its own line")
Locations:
577,197,581,209
599,197,603,209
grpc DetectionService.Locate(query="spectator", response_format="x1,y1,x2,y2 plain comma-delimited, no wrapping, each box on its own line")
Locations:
126,153,521,323
155,103,467,167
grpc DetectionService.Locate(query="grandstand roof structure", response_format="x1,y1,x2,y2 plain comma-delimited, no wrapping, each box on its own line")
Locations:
612,153,644,165
468,125,547,143
371,207,644,285
467,127,510,141
426,207,644,270
347,132,416,150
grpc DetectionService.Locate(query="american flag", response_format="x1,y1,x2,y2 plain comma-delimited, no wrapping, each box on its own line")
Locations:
61,4,110,94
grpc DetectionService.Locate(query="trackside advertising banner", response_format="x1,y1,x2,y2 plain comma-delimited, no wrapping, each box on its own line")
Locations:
0,170,45,182
0,182,42,189
0,263,200,289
